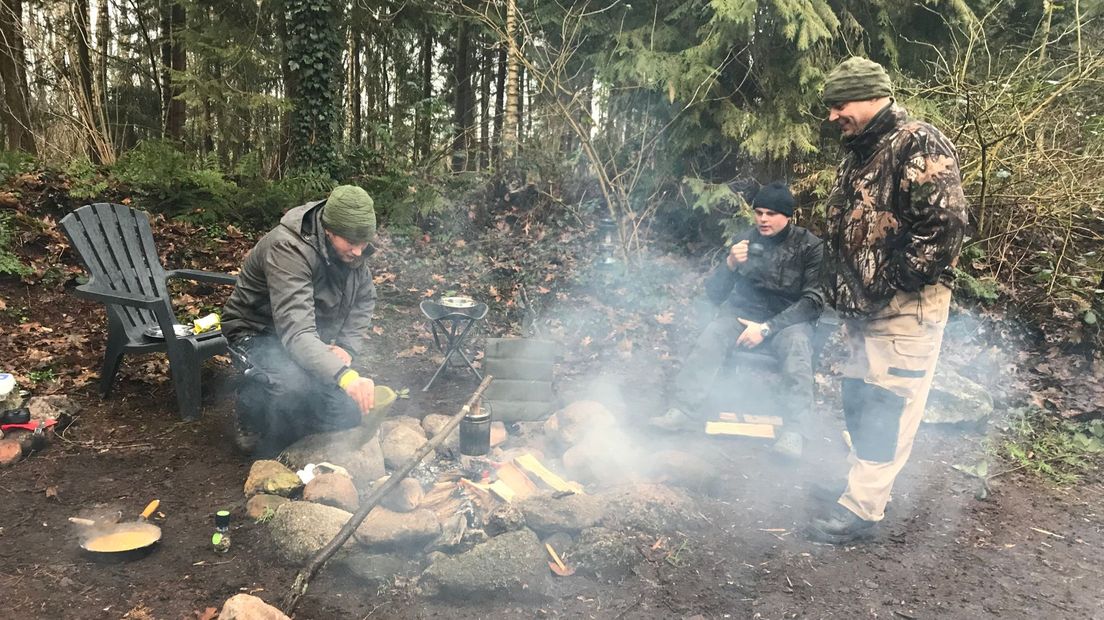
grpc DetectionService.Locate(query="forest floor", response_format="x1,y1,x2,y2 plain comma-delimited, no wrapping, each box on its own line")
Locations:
0,190,1102,619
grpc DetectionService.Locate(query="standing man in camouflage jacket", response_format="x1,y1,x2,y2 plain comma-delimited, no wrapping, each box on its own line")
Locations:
811,57,967,543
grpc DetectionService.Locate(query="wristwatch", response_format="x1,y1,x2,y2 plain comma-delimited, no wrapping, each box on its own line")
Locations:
759,323,772,338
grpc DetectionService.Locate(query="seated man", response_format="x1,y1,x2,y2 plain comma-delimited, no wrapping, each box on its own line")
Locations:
222,185,380,455
650,182,824,459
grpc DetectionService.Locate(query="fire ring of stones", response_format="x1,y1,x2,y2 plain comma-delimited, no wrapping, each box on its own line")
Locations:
243,400,705,601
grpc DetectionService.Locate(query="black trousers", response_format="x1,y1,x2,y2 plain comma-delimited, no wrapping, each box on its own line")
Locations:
672,314,815,436
231,335,362,455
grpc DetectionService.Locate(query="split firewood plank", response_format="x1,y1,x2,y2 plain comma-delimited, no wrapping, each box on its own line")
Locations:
514,453,585,494
718,412,784,426
496,462,539,500
488,480,517,503
704,421,776,439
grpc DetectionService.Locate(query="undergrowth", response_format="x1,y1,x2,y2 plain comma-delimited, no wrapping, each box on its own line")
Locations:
997,407,1104,485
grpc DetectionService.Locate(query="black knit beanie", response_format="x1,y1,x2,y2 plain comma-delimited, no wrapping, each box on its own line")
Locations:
750,182,795,217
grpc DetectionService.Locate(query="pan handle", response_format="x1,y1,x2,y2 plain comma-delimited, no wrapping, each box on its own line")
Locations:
140,499,160,520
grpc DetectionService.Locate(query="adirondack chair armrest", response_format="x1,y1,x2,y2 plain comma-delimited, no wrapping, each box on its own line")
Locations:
73,283,164,310
165,269,237,286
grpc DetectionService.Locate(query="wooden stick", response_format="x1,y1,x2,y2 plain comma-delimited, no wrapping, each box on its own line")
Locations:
282,375,494,615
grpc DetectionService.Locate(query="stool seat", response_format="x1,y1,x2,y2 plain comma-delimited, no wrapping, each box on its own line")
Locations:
419,300,489,391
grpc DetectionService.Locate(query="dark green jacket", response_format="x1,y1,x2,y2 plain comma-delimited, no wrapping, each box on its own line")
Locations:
222,201,376,383
705,224,824,331
824,104,967,318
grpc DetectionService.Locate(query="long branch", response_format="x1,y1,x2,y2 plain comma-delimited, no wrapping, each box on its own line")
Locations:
281,375,494,615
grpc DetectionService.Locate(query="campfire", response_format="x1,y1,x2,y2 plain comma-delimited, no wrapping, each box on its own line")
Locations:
243,389,706,608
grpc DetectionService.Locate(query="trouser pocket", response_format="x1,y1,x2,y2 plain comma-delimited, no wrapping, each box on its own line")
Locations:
842,378,906,463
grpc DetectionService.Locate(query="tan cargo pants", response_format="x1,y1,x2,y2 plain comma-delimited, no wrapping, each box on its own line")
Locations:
837,283,952,522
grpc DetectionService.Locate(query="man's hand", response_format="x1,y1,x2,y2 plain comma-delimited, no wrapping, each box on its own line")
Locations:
344,376,376,413
727,240,749,270
328,344,352,366
735,318,765,348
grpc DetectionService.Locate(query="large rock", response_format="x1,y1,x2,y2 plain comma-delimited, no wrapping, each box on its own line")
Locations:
268,501,351,564
419,528,551,601
518,493,606,535
380,416,426,440
303,473,360,512
218,593,289,620
570,527,640,579
422,414,459,456
381,425,427,470
355,507,440,550
246,494,289,521
0,439,21,467
924,366,995,424
25,395,81,423
648,450,720,494
598,484,697,534
279,427,385,485
244,460,302,498
542,400,617,449
335,553,424,589
380,477,423,512
561,429,641,485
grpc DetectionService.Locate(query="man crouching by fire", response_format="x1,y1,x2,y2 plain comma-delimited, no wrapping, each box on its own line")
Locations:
809,57,967,544
650,182,825,460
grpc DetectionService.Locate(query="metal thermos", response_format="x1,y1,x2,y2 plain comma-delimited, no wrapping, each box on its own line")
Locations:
459,401,491,456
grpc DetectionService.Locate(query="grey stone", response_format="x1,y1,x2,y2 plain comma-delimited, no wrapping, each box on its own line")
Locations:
924,366,994,424
335,552,423,589
598,484,697,534
267,501,352,564
422,414,460,457
648,449,720,494
561,429,639,485
278,427,385,486
380,477,424,512
381,424,428,470
380,416,426,441
244,460,302,498
570,527,640,579
485,502,526,536
354,507,441,551
518,493,606,535
218,593,289,620
542,400,617,450
419,528,551,601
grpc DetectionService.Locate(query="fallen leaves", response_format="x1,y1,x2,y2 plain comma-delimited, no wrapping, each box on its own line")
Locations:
397,345,428,358
654,311,674,325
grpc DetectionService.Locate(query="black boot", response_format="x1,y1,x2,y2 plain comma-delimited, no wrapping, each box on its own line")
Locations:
808,503,876,544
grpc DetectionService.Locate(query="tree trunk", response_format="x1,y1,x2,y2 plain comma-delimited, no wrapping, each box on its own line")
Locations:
72,0,99,161
350,28,362,145
492,43,505,166
479,38,490,170
517,64,525,143
0,0,36,153
94,0,111,156
275,0,293,176
451,19,472,172
415,24,432,162
501,0,518,161
160,1,186,142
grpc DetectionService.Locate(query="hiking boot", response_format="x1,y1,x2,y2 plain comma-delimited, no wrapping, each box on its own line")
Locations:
808,480,847,504
231,408,261,455
648,408,698,432
771,431,804,460
808,503,876,544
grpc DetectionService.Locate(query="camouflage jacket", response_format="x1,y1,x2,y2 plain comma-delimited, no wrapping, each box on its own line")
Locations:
824,104,968,318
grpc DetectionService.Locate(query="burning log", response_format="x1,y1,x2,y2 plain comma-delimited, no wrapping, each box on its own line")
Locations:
282,376,494,615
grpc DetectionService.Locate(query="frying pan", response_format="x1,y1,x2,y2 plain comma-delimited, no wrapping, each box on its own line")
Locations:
72,500,162,560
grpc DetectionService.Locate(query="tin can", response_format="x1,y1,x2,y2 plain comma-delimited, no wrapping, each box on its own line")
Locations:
459,401,491,456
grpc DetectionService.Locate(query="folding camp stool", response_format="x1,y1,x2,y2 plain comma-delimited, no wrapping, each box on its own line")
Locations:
419,300,489,391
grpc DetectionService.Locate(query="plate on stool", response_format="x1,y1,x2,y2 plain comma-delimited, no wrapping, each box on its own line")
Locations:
439,296,476,309
144,324,192,339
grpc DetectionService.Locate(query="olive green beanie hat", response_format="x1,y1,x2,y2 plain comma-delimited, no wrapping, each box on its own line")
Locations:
321,185,376,243
821,57,893,106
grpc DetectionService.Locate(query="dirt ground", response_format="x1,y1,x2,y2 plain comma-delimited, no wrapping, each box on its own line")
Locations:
0,211,1101,619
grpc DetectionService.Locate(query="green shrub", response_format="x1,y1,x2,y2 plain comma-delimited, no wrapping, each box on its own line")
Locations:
113,139,239,218
65,156,109,201
0,150,34,184
0,212,31,277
